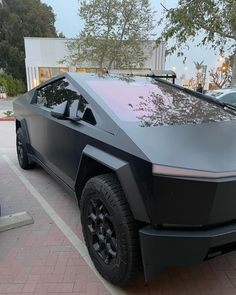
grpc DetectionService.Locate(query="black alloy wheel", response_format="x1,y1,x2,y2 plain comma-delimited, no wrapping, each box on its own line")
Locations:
87,198,117,265
80,174,141,285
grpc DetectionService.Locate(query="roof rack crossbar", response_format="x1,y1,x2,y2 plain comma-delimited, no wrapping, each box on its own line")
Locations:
108,69,176,84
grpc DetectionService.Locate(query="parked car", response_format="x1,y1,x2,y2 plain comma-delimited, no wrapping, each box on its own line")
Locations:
0,86,7,99
13,73,236,285
207,88,236,105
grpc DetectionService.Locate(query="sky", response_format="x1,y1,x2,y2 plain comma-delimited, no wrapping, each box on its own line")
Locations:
42,0,224,80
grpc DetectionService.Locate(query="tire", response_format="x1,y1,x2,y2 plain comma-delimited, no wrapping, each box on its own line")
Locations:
80,174,141,285
16,128,36,170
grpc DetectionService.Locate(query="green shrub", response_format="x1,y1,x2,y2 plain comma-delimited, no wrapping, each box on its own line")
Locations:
0,73,25,97
3,110,14,117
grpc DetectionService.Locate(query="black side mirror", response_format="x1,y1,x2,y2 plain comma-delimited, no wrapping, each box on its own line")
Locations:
51,101,69,119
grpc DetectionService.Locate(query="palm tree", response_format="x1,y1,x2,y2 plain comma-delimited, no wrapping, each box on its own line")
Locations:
194,61,204,85
194,61,204,72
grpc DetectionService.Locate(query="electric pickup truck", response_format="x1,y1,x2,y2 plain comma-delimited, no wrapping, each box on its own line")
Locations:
13,72,236,285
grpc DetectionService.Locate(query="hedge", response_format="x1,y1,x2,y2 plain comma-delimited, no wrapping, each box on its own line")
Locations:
0,73,25,97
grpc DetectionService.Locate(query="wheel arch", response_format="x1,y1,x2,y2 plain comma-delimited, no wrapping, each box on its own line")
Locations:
75,145,150,223
15,116,30,145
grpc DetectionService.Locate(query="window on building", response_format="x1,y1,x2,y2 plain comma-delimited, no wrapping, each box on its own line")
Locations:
76,67,100,74
38,67,69,84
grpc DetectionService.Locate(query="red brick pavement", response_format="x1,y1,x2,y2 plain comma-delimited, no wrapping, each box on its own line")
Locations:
2,123,236,294
0,155,110,295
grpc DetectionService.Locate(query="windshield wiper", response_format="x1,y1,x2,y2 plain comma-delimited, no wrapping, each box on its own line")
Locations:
205,97,236,114
221,102,236,112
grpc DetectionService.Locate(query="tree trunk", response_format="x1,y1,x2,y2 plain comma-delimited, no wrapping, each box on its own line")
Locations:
108,59,114,70
232,49,236,87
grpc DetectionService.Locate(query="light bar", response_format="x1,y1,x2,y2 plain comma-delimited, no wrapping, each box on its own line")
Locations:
152,164,236,179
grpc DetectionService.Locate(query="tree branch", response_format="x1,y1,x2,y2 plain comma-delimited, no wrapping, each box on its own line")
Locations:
195,18,235,40
160,3,168,12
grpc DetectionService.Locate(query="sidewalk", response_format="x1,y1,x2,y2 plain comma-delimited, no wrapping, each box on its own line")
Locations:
0,122,113,295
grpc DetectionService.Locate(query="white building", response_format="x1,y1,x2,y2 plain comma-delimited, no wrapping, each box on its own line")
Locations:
24,37,166,90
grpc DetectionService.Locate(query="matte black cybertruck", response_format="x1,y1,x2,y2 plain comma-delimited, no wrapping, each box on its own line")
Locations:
13,72,236,285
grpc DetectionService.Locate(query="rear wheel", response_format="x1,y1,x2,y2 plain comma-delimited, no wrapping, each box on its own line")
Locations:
16,128,36,169
80,174,141,285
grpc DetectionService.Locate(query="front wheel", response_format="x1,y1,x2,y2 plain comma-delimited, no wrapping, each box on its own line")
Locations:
16,128,36,170
80,174,141,285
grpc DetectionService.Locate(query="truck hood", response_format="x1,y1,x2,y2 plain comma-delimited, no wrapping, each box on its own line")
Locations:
124,120,236,174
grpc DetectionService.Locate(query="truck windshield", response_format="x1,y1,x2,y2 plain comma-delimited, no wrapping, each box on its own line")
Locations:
87,77,236,127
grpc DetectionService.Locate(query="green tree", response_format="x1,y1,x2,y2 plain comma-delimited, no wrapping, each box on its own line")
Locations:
158,0,236,86
0,72,25,96
66,0,155,70
0,0,58,83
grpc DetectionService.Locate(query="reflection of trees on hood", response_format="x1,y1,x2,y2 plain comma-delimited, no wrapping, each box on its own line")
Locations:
132,83,235,127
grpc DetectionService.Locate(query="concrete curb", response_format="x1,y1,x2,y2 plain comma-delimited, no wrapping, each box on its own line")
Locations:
0,117,15,122
0,211,34,232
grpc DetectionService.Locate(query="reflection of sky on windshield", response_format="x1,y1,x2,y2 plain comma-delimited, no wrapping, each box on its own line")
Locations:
88,80,172,121
87,79,236,127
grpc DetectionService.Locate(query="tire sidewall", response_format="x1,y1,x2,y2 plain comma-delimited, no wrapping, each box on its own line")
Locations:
81,178,132,284
16,128,33,169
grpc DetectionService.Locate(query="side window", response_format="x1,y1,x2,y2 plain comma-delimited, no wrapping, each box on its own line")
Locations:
35,78,81,108
76,96,96,125
34,78,96,125
77,95,88,115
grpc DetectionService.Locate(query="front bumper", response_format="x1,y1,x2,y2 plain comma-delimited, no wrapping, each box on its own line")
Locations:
151,175,236,227
139,222,236,281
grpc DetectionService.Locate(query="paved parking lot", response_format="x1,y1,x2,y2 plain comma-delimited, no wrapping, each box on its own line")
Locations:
1,121,236,295
0,99,13,111
0,98,14,119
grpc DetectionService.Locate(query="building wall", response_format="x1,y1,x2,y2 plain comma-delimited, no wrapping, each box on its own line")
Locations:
24,37,166,90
